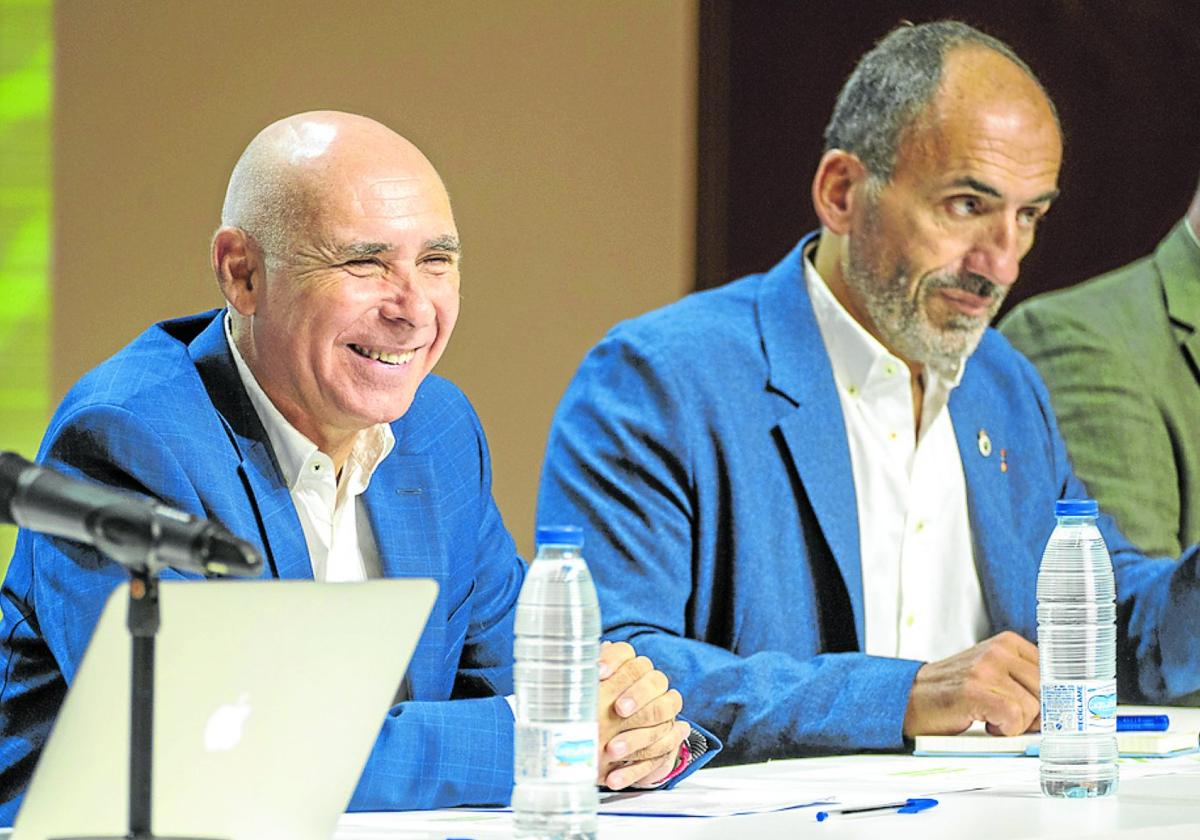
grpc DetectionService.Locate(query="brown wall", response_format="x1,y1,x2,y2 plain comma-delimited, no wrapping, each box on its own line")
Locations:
54,0,697,558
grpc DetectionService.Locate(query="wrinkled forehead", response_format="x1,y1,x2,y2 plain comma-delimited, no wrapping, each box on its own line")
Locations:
923,48,1062,162
300,159,457,247
350,173,454,222
892,82,1062,195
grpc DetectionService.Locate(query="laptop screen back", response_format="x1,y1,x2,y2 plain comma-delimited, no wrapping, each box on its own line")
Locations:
14,578,437,840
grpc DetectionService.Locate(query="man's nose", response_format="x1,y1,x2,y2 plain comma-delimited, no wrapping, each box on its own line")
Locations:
378,269,435,325
965,216,1023,288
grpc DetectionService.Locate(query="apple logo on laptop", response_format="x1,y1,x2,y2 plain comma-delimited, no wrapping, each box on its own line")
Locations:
204,693,252,752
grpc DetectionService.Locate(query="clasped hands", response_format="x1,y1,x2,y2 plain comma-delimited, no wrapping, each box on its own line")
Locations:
596,640,690,790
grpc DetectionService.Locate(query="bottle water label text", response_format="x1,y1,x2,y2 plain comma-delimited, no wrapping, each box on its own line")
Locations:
515,721,598,783
1041,679,1117,735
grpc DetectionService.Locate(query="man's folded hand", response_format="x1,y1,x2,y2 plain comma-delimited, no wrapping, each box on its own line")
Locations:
596,640,689,789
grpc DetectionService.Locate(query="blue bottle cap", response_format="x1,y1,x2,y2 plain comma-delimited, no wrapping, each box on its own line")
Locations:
535,525,584,548
1055,498,1098,517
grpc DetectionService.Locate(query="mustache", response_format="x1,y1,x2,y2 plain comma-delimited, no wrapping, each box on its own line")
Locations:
927,270,1004,302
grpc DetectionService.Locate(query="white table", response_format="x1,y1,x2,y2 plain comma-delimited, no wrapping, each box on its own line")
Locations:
334,706,1200,840
5,710,1192,839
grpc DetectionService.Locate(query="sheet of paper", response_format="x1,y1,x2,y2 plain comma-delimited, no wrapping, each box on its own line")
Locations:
599,775,834,817
704,750,1200,799
336,777,834,825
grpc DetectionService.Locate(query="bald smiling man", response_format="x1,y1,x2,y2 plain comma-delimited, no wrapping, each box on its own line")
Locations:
0,112,713,822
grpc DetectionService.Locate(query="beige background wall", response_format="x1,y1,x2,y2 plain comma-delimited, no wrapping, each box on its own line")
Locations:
54,0,696,558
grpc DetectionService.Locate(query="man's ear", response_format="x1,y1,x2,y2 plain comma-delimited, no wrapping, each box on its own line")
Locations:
212,226,261,316
811,150,871,236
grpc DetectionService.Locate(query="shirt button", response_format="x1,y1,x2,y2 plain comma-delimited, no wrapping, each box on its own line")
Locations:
884,364,896,376
905,614,915,627
847,385,859,397
915,520,925,533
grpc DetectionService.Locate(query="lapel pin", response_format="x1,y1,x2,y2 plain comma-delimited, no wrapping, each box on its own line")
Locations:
977,429,992,457
1000,448,1008,473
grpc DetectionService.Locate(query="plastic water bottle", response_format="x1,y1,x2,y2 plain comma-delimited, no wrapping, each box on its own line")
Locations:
1037,498,1118,798
513,525,600,839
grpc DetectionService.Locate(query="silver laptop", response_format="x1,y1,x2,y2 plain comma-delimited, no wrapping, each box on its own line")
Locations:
13,578,438,840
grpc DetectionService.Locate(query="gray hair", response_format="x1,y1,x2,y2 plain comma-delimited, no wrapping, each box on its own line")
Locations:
823,20,1058,185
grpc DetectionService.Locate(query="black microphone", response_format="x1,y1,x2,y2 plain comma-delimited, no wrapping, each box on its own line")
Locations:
0,451,262,577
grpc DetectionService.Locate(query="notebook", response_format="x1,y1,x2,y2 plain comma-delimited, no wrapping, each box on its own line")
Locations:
914,727,1200,758
13,578,438,840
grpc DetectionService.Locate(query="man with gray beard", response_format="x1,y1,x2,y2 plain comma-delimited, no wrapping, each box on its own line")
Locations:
537,20,1200,763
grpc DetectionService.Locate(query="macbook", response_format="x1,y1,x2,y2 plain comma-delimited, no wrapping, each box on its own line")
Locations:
13,578,437,840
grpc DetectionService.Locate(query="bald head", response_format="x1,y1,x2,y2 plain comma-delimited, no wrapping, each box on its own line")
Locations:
211,111,463,462
221,111,449,260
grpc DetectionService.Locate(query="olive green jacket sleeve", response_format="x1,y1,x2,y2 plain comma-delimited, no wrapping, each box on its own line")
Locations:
1000,220,1200,560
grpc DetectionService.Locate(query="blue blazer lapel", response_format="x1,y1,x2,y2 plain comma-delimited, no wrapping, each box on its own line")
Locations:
950,360,1033,634
237,441,311,581
759,236,865,642
363,451,447,699
187,312,311,580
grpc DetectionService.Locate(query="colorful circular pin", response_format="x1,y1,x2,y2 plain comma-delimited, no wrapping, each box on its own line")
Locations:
978,429,992,457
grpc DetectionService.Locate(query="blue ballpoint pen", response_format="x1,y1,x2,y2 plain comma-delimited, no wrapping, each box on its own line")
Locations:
815,797,939,821
1117,714,1170,732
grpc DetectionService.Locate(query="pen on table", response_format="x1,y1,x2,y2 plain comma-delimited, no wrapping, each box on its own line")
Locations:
1117,714,1169,732
815,798,938,822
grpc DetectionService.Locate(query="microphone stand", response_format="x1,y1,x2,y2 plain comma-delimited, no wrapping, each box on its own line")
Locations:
56,531,225,839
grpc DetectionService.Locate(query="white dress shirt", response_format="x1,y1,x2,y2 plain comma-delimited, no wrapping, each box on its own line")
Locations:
805,254,989,661
224,315,394,582
1185,215,1200,250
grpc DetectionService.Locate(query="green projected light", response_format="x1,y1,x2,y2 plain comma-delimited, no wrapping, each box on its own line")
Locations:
0,0,52,568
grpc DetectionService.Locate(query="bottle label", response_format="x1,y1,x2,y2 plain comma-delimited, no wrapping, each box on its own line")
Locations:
515,721,598,783
1040,679,1117,734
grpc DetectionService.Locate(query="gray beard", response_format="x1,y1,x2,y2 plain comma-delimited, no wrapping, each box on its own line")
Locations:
841,229,1003,380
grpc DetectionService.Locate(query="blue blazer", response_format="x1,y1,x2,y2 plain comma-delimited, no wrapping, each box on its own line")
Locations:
0,310,526,819
538,233,1200,765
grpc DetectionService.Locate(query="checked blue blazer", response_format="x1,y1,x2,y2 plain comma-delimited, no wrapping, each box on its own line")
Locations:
0,310,526,821
538,232,1200,766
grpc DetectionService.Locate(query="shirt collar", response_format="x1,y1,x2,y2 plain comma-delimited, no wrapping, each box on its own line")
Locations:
1184,216,1200,252
804,247,965,396
223,312,394,491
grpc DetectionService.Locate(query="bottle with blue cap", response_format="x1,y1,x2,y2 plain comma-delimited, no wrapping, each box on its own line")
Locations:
1037,498,1118,797
513,525,600,838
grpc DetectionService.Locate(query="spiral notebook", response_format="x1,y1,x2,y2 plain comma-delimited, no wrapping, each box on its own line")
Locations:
914,726,1199,758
